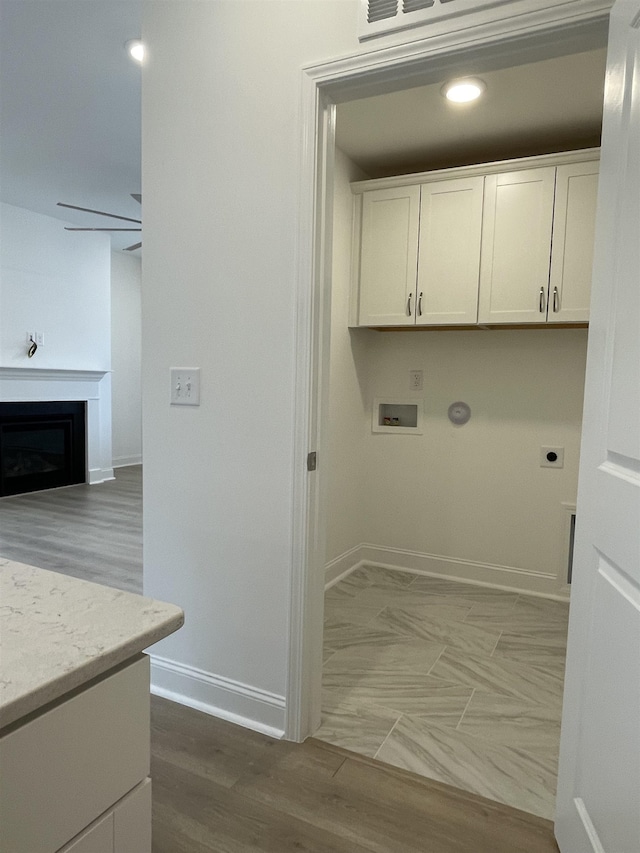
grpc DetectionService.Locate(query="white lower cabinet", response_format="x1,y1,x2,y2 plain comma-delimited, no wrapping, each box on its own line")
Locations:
58,814,114,853
58,779,152,853
0,657,151,853
113,778,152,853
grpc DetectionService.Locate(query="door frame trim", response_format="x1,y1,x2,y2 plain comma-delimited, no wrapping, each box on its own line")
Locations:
286,0,612,743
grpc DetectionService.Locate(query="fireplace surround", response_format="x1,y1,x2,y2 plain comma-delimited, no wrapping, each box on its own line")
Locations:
0,368,113,490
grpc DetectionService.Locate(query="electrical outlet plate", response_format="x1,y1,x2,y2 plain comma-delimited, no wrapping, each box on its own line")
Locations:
409,369,423,391
170,367,200,406
540,446,564,468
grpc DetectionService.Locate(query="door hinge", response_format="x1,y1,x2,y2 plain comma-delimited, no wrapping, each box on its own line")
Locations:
307,451,317,472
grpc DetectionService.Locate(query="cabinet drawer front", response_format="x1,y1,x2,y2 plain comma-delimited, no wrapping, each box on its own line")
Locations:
0,656,149,853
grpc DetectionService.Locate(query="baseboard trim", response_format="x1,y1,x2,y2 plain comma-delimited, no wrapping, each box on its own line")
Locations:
88,467,115,484
325,543,569,599
112,455,142,468
324,545,366,588
150,655,286,739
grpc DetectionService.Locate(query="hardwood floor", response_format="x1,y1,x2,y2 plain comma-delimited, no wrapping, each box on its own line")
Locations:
151,695,559,853
0,465,142,593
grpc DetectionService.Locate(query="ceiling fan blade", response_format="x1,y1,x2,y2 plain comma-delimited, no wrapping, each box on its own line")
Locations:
124,242,142,252
130,193,142,204
64,227,142,232
57,202,141,224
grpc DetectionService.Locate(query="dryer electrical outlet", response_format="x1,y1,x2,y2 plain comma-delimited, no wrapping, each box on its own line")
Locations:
540,446,564,468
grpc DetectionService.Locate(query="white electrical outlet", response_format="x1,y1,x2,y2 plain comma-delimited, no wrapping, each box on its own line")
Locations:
409,370,423,391
540,446,564,468
170,367,201,406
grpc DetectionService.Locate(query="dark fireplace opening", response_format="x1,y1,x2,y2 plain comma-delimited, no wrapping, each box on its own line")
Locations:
0,402,86,497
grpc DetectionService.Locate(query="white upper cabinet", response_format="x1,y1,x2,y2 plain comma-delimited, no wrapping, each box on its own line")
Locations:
416,177,484,325
548,162,599,323
358,185,420,326
478,167,556,324
351,151,598,328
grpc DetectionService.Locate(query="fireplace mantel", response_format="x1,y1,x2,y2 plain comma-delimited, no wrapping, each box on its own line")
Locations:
0,367,108,382
0,367,113,484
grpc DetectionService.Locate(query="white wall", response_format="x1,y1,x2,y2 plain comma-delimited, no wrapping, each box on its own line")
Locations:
141,0,598,733
0,202,113,482
0,202,110,370
111,251,142,467
324,148,371,578
142,0,363,734
358,328,587,592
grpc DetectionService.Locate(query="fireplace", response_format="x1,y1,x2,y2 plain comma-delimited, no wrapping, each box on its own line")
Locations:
0,401,86,497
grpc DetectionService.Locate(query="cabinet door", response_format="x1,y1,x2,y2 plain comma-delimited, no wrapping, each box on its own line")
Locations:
416,176,483,325
358,186,420,326
548,161,599,323
478,167,556,324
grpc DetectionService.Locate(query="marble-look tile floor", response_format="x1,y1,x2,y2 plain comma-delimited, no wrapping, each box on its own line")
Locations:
317,566,569,820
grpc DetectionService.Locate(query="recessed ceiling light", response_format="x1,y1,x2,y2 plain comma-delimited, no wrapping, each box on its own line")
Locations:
441,78,486,103
125,39,145,64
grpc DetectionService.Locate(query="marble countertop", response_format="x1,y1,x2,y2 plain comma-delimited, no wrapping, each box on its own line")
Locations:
0,558,184,730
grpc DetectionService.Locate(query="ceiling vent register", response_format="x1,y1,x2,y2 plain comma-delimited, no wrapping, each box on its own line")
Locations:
360,0,520,40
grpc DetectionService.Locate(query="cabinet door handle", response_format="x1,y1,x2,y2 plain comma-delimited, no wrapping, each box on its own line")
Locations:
418,292,423,317
407,292,413,316
539,287,546,314
553,286,560,313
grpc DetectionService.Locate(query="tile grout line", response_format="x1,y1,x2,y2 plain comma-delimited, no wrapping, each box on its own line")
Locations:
373,713,403,761
455,688,476,731
489,629,504,658
322,647,341,667
425,643,448,676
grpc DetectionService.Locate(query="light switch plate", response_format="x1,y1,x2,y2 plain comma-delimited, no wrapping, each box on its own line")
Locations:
170,368,200,406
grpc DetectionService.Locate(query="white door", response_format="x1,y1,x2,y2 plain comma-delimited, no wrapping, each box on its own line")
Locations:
416,176,483,325
555,3,640,852
358,186,420,326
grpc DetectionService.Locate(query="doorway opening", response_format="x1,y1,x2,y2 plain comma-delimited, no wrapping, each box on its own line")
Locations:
296,15,608,821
